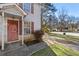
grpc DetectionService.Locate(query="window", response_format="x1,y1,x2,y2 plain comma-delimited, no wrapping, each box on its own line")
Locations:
24,28,30,35
23,3,31,13
24,21,34,35
22,3,34,14
24,21,30,35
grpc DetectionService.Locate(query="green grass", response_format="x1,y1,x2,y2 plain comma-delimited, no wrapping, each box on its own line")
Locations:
51,44,79,56
32,46,57,56
49,33,79,42
32,43,79,56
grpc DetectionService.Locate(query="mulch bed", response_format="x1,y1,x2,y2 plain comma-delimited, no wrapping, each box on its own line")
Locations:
24,40,42,46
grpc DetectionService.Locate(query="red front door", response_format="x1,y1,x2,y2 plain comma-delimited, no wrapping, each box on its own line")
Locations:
8,20,18,42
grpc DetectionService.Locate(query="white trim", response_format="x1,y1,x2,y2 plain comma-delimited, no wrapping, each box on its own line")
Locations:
2,11,5,50
22,16,24,45
6,17,8,43
8,40,20,44
7,17,19,21
15,4,27,16
0,4,27,16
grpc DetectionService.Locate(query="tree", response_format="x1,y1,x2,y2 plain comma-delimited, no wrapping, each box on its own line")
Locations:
58,8,68,31
68,16,78,32
41,3,57,32
76,21,79,31
48,14,58,31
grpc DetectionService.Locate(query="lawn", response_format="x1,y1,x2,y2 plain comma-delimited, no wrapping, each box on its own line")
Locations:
49,33,79,42
32,46,57,56
32,43,79,56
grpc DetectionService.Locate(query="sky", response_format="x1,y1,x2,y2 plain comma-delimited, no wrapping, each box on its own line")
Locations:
54,3,79,17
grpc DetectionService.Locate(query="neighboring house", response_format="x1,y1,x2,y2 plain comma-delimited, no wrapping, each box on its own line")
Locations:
0,3,41,50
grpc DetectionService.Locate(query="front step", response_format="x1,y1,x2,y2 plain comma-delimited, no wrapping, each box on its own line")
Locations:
0,42,29,56
4,42,22,51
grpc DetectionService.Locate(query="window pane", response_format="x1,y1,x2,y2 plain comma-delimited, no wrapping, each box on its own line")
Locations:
24,28,30,35
23,3,31,13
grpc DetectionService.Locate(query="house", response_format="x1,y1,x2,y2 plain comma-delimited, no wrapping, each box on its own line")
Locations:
17,3,42,34
0,3,42,50
17,3,42,42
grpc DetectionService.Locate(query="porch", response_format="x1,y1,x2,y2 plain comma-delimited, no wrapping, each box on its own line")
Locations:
0,4,27,50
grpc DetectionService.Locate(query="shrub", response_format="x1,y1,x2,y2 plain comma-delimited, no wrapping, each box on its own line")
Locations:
24,34,35,45
42,27,50,33
33,30,44,42
0,45,1,49
0,41,1,49
24,30,44,45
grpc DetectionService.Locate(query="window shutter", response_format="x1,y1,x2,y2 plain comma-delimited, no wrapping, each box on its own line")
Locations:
31,3,34,14
31,22,34,33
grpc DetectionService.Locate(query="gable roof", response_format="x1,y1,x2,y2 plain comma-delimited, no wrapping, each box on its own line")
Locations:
0,4,27,16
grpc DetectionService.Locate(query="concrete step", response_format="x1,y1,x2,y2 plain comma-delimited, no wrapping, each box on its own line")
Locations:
0,42,29,56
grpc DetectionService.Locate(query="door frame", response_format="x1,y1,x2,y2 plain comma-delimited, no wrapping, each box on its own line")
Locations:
7,18,20,43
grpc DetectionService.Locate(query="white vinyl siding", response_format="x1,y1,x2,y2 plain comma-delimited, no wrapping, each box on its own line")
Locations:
24,4,41,31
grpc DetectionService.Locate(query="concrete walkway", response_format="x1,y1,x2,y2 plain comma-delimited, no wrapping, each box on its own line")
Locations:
0,42,48,56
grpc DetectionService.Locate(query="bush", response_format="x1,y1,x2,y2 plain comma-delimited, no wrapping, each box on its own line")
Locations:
0,41,1,49
24,34,35,45
0,45,1,49
33,30,44,42
24,30,44,45
42,26,50,33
